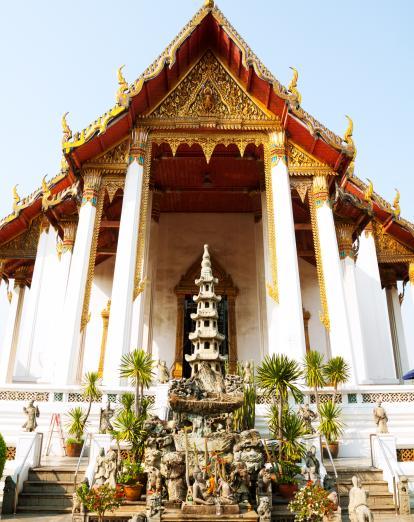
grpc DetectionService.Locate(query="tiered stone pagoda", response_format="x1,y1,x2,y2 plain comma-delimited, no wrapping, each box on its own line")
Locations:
186,244,226,378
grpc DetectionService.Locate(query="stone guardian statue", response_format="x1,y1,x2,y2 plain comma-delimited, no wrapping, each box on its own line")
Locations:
348,476,373,522
22,400,39,432
373,401,388,433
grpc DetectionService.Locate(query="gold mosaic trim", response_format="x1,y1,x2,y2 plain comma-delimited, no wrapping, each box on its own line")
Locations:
308,188,330,331
264,141,278,303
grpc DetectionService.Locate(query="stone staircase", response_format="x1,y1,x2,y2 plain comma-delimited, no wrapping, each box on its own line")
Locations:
326,462,396,517
16,464,82,513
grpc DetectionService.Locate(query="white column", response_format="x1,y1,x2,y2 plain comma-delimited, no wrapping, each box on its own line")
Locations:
336,222,367,384
311,176,356,382
384,270,408,379
55,171,102,384
14,218,50,381
104,129,148,386
0,269,27,383
267,132,306,360
355,225,397,383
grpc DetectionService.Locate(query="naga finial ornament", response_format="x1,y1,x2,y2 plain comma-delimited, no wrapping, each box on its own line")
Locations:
12,184,20,212
288,66,302,105
116,65,129,106
62,112,72,144
364,178,374,202
204,0,214,7
343,115,354,147
41,176,52,211
392,189,401,218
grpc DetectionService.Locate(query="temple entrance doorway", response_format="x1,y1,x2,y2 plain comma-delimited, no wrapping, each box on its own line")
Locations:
182,294,229,378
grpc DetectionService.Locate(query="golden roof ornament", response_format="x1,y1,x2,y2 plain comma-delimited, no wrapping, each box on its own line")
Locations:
62,112,72,144
288,66,302,105
116,65,129,107
364,178,374,202
12,185,20,212
392,189,401,218
41,176,52,211
204,0,214,7
343,115,354,148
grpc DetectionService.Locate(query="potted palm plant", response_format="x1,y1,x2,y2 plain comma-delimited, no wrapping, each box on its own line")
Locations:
318,401,344,459
303,351,326,411
256,354,303,458
323,356,350,404
65,371,102,457
117,460,145,501
119,348,154,416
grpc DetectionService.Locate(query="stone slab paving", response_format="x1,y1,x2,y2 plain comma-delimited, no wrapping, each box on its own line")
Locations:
2,515,71,521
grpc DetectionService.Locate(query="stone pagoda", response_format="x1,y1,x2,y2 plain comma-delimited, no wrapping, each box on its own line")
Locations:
185,244,226,378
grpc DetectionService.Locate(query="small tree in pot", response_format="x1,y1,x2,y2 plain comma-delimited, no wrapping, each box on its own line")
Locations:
318,401,344,459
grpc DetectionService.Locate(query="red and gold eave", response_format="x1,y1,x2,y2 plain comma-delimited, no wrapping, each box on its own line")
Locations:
65,10,350,174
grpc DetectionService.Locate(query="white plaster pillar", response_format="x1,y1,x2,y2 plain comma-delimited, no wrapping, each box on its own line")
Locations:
55,171,102,384
262,132,306,360
336,222,366,384
355,225,396,383
311,176,356,382
383,269,408,379
0,268,28,383
13,218,50,381
104,129,149,386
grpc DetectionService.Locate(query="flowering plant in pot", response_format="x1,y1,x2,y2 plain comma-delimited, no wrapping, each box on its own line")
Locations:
117,460,145,501
288,482,335,522
76,484,121,522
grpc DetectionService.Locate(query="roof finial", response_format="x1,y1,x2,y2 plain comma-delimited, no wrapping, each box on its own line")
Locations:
12,185,20,212
392,189,400,218
364,178,374,203
204,0,214,8
61,112,72,144
343,115,354,147
288,66,302,105
116,65,129,107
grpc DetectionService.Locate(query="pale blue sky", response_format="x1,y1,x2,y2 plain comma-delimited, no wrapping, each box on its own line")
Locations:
0,0,413,367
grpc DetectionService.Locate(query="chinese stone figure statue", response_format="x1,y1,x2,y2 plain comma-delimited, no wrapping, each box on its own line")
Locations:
157,360,170,384
348,476,373,522
298,404,317,434
99,402,114,434
257,496,271,522
22,400,39,432
373,401,388,433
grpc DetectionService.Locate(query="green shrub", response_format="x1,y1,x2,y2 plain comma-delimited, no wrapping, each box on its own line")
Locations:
0,433,7,478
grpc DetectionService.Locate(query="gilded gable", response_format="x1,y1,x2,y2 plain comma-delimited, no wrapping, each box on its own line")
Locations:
373,221,414,263
151,51,270,121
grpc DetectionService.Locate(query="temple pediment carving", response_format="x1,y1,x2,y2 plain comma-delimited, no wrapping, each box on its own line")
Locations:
373,221,414,263
0,216,41,259
150,51,272,122
287,142,334,176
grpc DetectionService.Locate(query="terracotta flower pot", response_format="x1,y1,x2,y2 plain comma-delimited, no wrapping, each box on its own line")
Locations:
322,442,339,459
123,483,143,501
278,483,298,499
66,441,83,458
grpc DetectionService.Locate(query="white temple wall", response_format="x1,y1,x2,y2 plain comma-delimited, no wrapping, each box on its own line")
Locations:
81,257,115,377
0,282,9,340
151,213,262,368
401,288,414,372
298,257,329,358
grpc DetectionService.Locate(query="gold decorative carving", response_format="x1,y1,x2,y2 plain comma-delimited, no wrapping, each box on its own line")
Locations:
151,51,270,121
0,216,41,260
105,179,125,204
133,135,152,299
287,142,334,177
372,221,414,263
98,300,111,378
335,221,355,260
0,259,5,282
60,220,77,256
409,262,414,286
264,140,278,302
288,66,302,105
130,127,149,165
364,178,374,202
312,175,330,209
91,139,130,167
392,189,401,219
13,265,30,288
309,185,330,331
62,112,72,144
269,130,286,166
82,170,102,207
303,308,311,353
116,65,130,107
290,178,311,203
12,185,20,212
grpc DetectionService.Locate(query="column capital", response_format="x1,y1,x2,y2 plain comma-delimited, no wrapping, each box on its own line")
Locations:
81,169,102,207
58,219,78,257
268,130,287,166
312,175,330,208
382,268,397,289
0,259,5,282
130,127,149,166
409,261,414,286
14,265,30,288
335,221,356,260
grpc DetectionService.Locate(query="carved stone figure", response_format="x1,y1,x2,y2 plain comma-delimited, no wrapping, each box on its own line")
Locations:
398,476,411,516
99,402,114,434
157,360,170,384
192,469,214,505
92,448,117,487
93,448,107,486
373,401,388,433
348,476,373,522
257,496,272,522
243,361,253,384
160,451,186,502
323,491,342,522
257,464,273,496
22,400,39,432
298,404,317,434
303,445,321,484
217,476,236,504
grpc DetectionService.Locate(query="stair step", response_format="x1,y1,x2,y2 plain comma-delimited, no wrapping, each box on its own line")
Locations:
23,480,76,493
28,468,83,482
17,505,72,513
18,492,73,508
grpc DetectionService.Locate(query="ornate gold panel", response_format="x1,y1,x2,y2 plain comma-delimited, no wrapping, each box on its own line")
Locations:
0,216,41,259
287,142,335,177
372,221,414,263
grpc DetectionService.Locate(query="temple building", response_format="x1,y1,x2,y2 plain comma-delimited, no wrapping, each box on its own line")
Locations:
0,0,413,412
